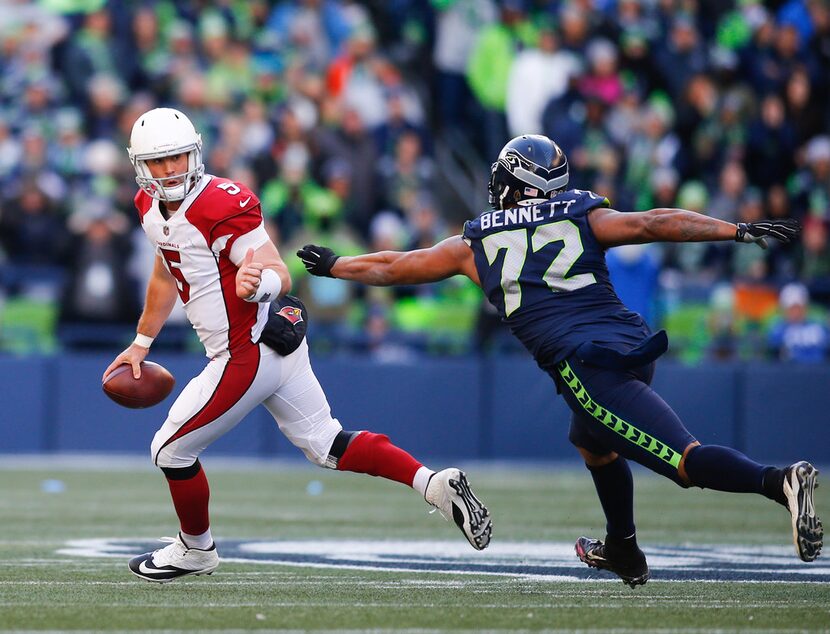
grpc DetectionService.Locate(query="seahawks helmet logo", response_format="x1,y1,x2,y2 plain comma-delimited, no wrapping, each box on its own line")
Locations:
489,135,569,210
498,148,569,194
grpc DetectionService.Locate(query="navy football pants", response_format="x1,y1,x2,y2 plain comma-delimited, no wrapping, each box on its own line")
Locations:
551,355,696,485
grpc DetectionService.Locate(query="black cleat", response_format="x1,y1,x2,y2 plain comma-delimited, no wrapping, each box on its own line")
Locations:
783,461,823,562
575,536,649,588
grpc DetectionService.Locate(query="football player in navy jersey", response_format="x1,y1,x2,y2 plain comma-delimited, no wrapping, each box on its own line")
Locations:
298,134,822,586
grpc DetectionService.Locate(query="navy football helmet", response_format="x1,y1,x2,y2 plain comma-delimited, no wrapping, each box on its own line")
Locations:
488,135,569,210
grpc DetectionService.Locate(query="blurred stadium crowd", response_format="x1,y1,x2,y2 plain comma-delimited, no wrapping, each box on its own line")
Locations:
0,0,829,363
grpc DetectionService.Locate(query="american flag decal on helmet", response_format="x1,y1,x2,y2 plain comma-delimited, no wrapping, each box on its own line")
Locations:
277,306,304,325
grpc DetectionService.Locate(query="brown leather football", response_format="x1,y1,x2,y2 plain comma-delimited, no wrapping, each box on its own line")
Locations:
102,361,175,409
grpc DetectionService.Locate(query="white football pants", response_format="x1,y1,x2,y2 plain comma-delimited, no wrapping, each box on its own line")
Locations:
151,339,342,468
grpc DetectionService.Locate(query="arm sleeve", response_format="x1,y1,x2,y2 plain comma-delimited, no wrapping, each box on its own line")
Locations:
228,221,270,266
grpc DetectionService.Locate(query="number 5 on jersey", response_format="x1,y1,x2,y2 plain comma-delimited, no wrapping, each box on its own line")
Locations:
160,248,190,303
217,181,252,208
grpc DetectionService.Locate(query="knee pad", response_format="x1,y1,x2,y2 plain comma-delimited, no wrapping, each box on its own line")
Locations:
151,431,199,469
285,415,343,468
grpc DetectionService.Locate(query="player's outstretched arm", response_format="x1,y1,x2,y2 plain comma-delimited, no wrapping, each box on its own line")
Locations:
588,207,801,249
297,236,480,286
102,255,179,381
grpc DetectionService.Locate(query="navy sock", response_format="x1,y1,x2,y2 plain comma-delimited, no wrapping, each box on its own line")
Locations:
762,467,787,506
587,456,635,539
684,445,772,495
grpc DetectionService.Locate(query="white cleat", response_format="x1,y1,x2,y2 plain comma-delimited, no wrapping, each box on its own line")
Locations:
128,533,219,583
783,461,823,562
425,468,492,550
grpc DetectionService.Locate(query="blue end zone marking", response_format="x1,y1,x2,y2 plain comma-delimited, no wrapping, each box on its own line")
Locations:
59,539,830,583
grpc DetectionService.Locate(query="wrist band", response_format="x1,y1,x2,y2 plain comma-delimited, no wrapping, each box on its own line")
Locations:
245,268,282,303
133,333,155,348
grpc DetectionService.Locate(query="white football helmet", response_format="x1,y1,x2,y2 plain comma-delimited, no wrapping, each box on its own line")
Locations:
128,108,204,202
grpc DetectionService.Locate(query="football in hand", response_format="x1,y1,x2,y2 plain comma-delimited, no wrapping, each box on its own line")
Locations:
102,361,175,409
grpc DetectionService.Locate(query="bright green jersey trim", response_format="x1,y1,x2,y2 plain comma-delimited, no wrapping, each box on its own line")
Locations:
557,360,681,469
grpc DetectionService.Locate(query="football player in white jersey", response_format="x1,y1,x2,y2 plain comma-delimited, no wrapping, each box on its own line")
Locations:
102,108,492,583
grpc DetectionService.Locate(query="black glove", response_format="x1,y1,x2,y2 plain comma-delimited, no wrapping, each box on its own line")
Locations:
735,219,802,250
297,244,339,277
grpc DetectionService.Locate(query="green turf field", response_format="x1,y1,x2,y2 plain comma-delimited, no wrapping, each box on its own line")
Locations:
0,459,827,633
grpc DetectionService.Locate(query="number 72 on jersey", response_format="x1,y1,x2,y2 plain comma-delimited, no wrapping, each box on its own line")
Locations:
480,220,596,317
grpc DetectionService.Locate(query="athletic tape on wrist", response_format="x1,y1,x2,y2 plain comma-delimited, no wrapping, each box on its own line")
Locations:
245,268,282,303
133,333,154,348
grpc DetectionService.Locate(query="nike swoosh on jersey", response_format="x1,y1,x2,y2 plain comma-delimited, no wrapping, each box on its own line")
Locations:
239,196,251,207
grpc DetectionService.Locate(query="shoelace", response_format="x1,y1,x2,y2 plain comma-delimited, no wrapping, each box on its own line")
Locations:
152,536,188,566
428,506,448,521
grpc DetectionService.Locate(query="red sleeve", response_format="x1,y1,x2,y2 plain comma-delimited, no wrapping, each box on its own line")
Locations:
185,178,264,254
212,205,264,255
209,184,263,250
134,190,153,223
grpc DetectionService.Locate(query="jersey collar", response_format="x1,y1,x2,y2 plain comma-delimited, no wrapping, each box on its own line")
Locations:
161,174,213,219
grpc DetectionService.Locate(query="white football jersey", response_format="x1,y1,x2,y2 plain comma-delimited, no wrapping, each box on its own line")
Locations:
135,174,270,357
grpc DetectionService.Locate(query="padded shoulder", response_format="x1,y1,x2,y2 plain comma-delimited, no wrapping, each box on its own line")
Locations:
134,189,154,222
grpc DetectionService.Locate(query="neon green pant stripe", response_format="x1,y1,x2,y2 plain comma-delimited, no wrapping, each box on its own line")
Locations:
557,360,681,469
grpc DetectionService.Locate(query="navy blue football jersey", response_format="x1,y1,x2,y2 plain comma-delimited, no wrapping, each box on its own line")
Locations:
463,189,652,363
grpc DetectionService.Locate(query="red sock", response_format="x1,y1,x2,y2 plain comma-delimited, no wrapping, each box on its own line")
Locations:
165,466,210,535
337,432,422,486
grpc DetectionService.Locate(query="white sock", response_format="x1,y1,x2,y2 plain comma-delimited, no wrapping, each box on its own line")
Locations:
181,528,213,550
412,466,435,496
